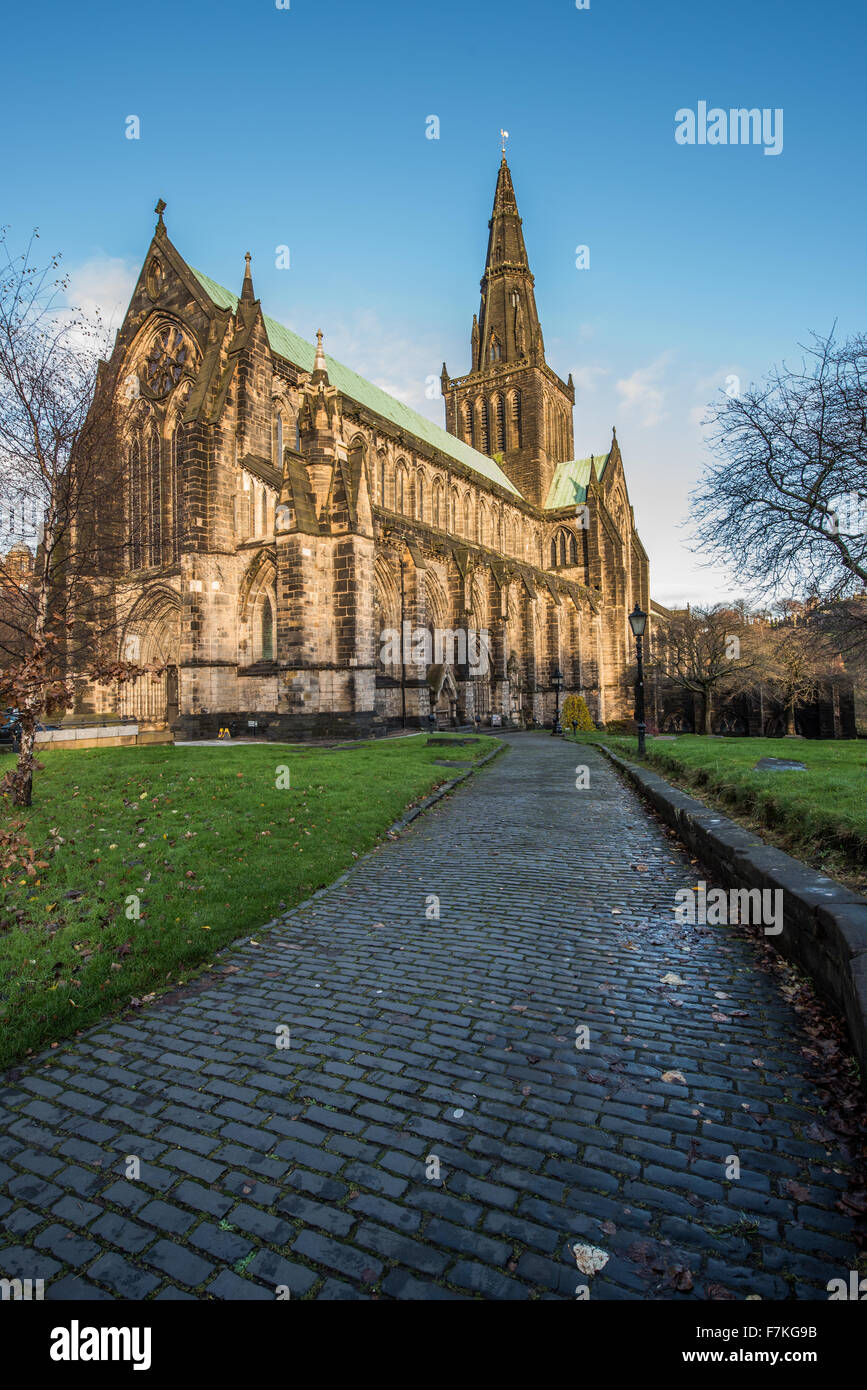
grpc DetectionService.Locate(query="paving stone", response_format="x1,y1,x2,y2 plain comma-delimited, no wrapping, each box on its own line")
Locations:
277,1194,354,1237
90,1212,155,1255
447,1260,531,1300
207,1270,275,1301
33,1224,102,1267
88,1252,160,1299
381,1269,467,1300
316,1277,368,1300
291,1230,383,1286
424,1217,510,1266
245,1248,318,1296
2,1206,45,1237
355,1221,449,1275
144,1239,213,1288
137,1200,196,1236
225,1203,294,1245
189,1221,253,1264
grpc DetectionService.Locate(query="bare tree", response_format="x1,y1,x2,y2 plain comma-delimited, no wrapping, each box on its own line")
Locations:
690,329,867,630
0,230,154,806
652,604,755,735
750,608,843,736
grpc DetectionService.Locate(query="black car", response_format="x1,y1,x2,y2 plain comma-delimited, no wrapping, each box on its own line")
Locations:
0,712,60,753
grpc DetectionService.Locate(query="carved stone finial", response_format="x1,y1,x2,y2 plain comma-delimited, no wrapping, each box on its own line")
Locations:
155,198,167,230
314,329,326,373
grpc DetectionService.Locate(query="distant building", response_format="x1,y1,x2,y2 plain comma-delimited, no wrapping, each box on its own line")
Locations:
2,541,35,588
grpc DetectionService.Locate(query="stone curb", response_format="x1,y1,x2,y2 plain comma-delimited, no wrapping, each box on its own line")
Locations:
384,741,506,833
598,744,867,1073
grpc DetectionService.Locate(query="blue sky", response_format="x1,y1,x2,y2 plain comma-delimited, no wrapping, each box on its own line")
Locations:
4,0,866,603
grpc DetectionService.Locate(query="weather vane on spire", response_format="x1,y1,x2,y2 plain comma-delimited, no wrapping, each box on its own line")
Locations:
500,129,510,158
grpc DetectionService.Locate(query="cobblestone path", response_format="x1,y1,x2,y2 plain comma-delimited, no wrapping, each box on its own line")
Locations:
0,735,859,1300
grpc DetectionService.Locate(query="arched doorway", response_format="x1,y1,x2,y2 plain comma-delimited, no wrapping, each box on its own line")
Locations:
119,587,181,728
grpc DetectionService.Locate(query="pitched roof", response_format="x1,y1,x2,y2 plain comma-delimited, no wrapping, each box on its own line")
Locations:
191,269,522,498
545,452,610,510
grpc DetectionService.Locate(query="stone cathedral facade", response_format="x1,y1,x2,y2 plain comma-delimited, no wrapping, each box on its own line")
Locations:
81,158,649,738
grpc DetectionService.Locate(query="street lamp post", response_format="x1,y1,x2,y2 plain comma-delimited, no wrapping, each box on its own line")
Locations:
551,667,564,735
628,604,647,757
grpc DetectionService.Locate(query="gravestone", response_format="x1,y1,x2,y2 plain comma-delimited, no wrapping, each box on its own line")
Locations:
753,757,807,772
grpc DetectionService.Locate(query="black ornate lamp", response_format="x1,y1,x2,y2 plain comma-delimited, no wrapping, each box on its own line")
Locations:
628,604,647,756
551,666,564,736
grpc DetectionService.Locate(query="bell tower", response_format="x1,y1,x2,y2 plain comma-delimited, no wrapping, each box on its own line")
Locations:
442,148,575,506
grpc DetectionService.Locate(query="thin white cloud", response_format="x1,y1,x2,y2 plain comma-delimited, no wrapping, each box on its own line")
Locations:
615,354,672,427
570,364,609,395
315,310,449,423
67,256,137,325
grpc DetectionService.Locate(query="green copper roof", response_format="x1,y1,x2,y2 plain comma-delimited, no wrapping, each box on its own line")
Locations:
545,452,610,510
191,269,522,498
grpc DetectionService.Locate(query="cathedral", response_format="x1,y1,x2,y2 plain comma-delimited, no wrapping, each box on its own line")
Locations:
80,155,650,737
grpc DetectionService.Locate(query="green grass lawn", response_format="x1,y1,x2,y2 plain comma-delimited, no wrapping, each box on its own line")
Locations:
0,733,499,1070
571,731,867,890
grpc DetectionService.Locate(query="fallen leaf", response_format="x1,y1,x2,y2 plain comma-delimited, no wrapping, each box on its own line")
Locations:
572,1242,609,1276
661,1070,687,1085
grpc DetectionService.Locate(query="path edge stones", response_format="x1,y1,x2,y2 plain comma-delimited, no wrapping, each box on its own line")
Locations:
597,743,867,1075
385,740,506,834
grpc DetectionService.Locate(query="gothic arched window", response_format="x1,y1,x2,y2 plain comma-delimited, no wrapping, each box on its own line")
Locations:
148,425,161,565
170,426,182,563
261,596,274,662
463,494,471,537
559,531,567,567
461,402,472,445
511,392,523,449
129,435,144,570
416,472,424,522
478,399,490,454
494,394,505,453
550,537,558,569
273,412,284,469
570,533,579,565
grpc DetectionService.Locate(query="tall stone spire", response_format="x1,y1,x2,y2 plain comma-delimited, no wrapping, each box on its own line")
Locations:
442,153,576,507
475,155,543,369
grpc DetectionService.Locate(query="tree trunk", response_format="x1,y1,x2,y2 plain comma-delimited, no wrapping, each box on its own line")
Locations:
785,700,797,737
702,690,713,735
12,718,36,807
